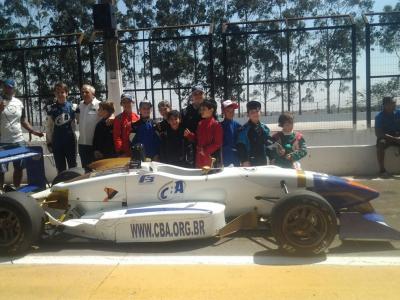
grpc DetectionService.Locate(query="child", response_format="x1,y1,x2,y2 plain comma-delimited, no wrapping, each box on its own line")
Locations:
184,99,223,168
237,101,271,167
271,112,307,169
220,100,241,167
46,82,77,173
113,94,140,157
131,101,160,161
156,100,171,136
93,101,116,160
159,110,188,167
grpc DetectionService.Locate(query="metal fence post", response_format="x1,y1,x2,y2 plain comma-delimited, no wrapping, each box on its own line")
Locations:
148,37,156,117
222,24,228,101
89,43,96,86
285,20,291,112
351,20,357,127
365,21,372,128
76,44,84,89
208,24,215,100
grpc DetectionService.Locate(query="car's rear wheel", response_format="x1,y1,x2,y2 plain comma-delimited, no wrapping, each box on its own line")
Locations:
52,167,85,186
271,190,337,256
0,192,44,255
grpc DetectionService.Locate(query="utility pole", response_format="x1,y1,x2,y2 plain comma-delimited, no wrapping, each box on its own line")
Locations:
97,0,123,114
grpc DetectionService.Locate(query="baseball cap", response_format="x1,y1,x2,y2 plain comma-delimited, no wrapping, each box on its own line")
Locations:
191,84,204,93
120,93,133,102
222,100,239,109
3,79,15,88
246,101,261,112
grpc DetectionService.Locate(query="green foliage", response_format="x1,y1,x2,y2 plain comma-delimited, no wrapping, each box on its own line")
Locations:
1,0,399,117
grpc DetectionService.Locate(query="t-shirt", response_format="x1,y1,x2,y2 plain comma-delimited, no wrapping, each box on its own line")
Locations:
46,101,76,148
77,98,101,145
375,109,400,136
0,97,25,143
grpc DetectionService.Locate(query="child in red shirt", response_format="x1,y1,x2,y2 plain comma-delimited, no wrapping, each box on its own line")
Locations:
184,100,223,168
113,94,140,157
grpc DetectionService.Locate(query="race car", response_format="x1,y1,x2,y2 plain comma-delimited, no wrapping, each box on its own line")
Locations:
1,148,400,256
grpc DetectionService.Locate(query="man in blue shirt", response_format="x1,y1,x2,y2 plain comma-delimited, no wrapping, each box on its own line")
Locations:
220,100,241,167
375,96,400,176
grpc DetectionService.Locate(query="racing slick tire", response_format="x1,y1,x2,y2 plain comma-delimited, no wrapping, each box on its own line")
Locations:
52,167,85,186
271,190,337,256
0,192,44,255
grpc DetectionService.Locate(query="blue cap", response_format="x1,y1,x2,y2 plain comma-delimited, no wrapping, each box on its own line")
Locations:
3,79,15,88
191,84,204,93
120,93,133,102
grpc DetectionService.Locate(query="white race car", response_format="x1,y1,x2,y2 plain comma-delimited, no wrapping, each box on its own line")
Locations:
1,153,400,256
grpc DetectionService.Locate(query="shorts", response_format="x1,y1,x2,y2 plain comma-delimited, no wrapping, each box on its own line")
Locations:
0,142,27,173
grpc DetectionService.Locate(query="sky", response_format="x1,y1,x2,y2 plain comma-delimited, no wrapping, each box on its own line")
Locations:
373,0,398,11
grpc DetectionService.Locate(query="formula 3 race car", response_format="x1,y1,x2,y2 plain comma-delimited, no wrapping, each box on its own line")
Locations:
1,150,400,256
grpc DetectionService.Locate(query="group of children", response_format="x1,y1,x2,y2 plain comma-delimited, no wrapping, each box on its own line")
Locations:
45,83,308,173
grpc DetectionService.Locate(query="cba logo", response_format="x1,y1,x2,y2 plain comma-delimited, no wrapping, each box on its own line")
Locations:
158,180,185,201
55,113,71,126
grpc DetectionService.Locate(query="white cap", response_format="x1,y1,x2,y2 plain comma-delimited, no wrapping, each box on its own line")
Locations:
222,100,239,109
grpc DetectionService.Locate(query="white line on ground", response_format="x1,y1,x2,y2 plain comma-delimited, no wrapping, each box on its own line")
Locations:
2,255,400,266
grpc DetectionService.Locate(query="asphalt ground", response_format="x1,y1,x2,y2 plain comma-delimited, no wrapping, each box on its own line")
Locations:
1,177,400,299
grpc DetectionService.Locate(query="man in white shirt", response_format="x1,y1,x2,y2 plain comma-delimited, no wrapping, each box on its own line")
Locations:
0,79,43,191
77,84,101,171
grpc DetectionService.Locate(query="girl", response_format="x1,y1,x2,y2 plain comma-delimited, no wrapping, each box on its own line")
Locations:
184,100,223,168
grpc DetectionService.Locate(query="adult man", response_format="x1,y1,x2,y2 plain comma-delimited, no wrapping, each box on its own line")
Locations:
77,84,101,171
237,101,272,167
181,84,205,167
113,94,140,157
375,96,400,176
0,79,43,191
220,100,241,167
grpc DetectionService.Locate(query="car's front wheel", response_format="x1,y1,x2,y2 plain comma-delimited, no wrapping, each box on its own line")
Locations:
0,192,44,255
271,190,337,256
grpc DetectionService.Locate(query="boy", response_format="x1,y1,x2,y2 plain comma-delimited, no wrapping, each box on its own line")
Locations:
156,100,171,135
271,112,307,169
181,84,206,167
237,101,271,167
46,82,77,173
159,110,188,167
131,101,160,161
113,94,140,157
220,100,241,167
93,101,116,160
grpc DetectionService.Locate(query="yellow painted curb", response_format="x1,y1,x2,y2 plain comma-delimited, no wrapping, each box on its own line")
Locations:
0,265,400,299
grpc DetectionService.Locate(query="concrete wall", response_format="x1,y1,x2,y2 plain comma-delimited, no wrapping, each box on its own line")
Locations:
3,129,400,184
302,145,400,176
